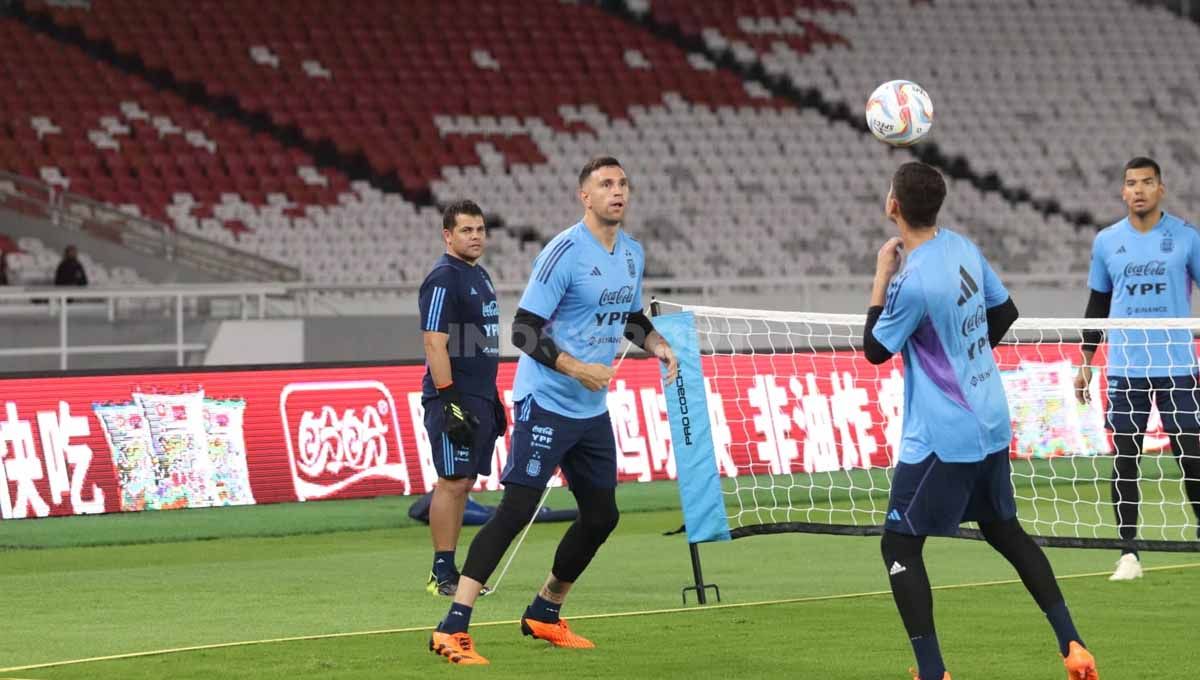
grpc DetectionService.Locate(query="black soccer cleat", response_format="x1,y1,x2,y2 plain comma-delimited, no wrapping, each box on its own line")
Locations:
426,572,491,597
427,572,458,597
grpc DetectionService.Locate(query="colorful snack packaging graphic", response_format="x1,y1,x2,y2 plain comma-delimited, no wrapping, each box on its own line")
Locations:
202,398,255,506
133,389,218,509
93,402,156,511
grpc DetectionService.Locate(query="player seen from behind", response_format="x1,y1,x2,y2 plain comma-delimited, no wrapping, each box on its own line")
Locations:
863,162,1098,680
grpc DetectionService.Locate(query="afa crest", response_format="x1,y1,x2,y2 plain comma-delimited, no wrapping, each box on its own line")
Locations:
526,458,542,477
1162,236,1174,253
625,250,636,277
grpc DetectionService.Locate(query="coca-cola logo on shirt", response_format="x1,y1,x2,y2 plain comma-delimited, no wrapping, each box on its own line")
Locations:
961,304,987,336
1123,260,1167,277
599,286,636,306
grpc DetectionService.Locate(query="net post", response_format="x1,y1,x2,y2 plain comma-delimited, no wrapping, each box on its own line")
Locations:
682,541,721,605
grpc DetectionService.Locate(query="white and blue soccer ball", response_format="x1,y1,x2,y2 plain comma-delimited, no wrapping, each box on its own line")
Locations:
865,80,933,146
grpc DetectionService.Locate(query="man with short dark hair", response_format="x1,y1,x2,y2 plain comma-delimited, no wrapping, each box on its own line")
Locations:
1074,156,1200,581
428,157,677,665
419,199,505,596
864,162,1096,680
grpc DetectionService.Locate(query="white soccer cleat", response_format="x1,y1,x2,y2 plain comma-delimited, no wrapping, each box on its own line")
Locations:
1108,553,1143,581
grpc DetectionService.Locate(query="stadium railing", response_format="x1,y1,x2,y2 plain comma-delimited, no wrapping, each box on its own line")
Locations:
0,170,300,283
0,283,288,369
0,275,1096,372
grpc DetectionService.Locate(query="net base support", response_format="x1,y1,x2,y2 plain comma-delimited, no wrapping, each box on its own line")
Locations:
730,522,1200,552
682,542,722,605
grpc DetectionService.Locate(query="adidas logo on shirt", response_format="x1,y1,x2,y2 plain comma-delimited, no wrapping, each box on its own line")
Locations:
590,266,603,277
889,561,907,576
887,509,902,522
1116,246,1127,254
955,265,980,306
469,287,479,295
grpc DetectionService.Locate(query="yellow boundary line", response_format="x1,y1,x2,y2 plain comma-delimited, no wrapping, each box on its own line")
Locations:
4,561,1198,674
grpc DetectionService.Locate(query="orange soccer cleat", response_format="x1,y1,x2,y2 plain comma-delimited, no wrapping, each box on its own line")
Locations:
429,630,489,665
1064,641,1099,680
520,617,596,649
909,668,951,680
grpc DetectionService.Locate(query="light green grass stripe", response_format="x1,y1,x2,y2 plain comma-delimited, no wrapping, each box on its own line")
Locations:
4,561,1198,674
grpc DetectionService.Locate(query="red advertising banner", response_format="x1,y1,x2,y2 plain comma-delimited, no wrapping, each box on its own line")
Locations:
0,342,1142,520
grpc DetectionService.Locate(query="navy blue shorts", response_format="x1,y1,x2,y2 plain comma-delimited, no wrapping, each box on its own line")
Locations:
423,393,499,479
1106,373,1200,434
884,449,1017,537
501,396,617,490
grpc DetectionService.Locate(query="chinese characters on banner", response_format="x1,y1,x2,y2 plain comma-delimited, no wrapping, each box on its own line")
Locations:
0,341,1134,519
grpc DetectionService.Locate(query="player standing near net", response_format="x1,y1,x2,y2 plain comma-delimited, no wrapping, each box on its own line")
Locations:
863,162,1098,680
1073,156,1200,581
428,157,677,665
419,200,506,596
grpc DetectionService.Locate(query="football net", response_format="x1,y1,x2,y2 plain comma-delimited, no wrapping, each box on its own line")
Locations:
658,301,1200,552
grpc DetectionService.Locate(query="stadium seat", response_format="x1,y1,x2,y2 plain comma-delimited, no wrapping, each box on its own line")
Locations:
12,0,1198,285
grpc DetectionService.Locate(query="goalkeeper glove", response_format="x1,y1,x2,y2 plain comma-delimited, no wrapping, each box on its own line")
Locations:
492,390,508,438
438,384,479,448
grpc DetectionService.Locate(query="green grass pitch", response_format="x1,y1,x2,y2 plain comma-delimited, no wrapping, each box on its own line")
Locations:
0,481,1197,678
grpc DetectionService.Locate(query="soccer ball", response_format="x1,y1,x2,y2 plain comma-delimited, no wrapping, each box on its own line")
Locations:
865,80,933,146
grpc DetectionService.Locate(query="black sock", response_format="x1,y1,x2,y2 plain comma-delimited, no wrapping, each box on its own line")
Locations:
525,594,561,623
1045,601,1084,657
433,550,457,581
911,635,945,680
437,602,473,634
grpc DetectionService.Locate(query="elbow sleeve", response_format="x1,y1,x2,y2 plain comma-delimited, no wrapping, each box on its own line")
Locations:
623,310,656,349
1081,289,1112,355
862,306,894,365
512,307,561,370
986,297,1019,348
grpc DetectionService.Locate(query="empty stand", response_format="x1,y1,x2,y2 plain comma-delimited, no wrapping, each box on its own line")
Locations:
648,0,1200,272
11,0,1198,283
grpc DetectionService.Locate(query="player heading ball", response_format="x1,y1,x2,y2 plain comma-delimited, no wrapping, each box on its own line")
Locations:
863,162,1097,680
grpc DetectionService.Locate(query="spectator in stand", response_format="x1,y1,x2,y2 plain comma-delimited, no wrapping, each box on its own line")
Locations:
0,250,8,286
55,245,88,286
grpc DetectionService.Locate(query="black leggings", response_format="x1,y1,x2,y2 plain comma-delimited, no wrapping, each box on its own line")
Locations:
880,519,1064,639
461,484,619,584
1111,433,1200,543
